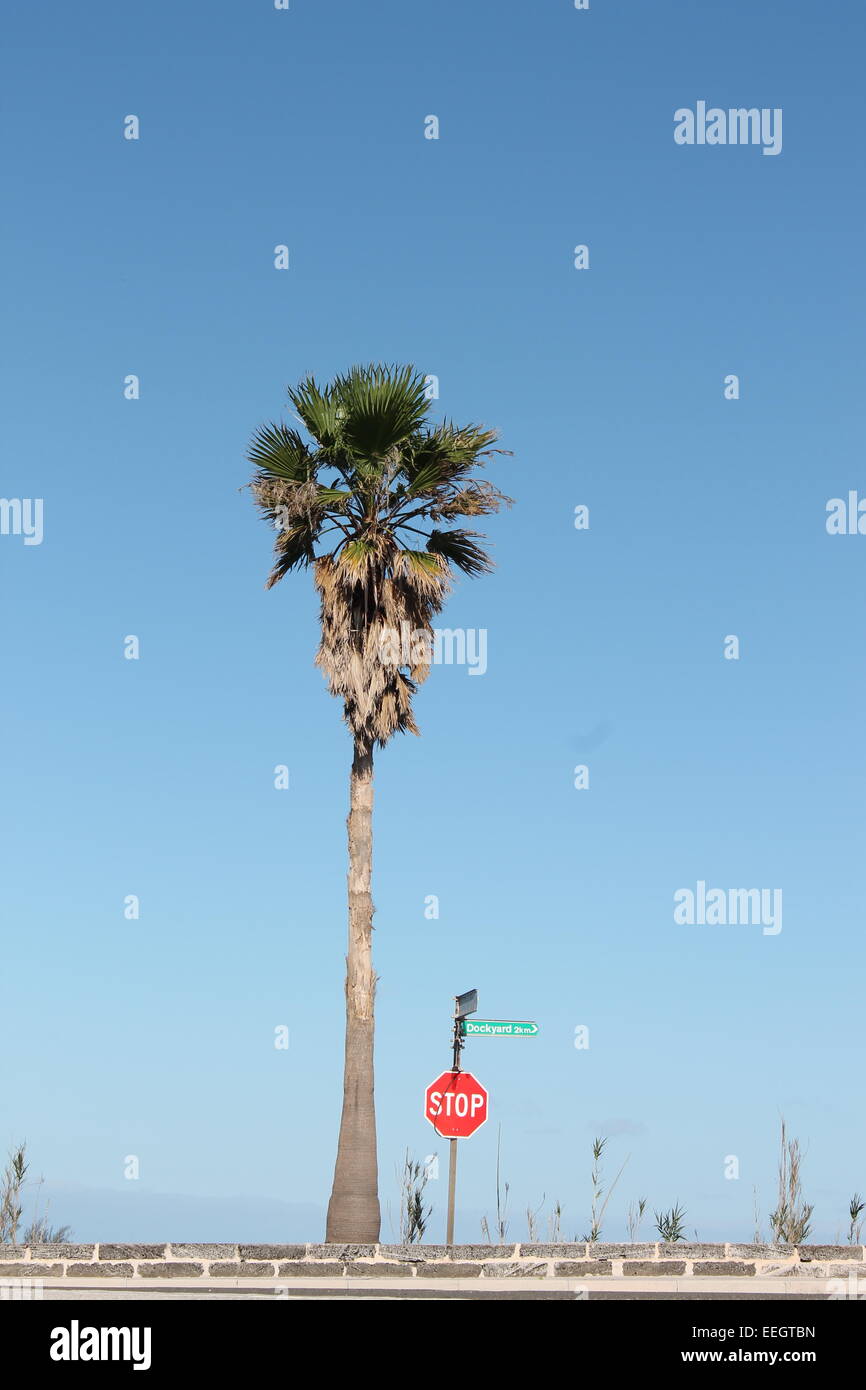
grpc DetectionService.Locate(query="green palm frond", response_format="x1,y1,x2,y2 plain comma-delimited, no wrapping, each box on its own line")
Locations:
426,528,493,576
248,422,314,482
333,363,431,460
399,424,502,491
341,537,377,573
402,457,451,498
288,378,342,449
316,487,353,506
394,548,449,582
265,521,319,586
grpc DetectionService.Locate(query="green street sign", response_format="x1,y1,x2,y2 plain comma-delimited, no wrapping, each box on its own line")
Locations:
461,1020,539,1038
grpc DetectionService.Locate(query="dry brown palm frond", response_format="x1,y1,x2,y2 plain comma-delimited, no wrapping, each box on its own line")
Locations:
313,551,450,747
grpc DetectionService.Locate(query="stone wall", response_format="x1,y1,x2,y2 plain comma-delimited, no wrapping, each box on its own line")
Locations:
1,1242,863,1284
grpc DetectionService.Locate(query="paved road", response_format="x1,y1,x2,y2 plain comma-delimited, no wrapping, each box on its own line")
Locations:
35,1279,829,1301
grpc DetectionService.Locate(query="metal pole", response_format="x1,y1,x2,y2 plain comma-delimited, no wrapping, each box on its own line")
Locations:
452,1000,464,1072
446,997,464,1245
446,1137,458,1245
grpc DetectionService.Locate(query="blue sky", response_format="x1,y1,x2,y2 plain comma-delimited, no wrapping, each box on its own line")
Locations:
2,0,864,1244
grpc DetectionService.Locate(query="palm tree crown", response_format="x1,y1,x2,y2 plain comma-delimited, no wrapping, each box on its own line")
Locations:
249,363,510,747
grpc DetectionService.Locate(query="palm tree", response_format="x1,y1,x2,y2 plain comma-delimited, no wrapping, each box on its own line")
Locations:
248,363,509,1241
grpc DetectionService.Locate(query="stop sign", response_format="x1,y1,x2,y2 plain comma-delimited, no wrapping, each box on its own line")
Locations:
424,1070,489,1139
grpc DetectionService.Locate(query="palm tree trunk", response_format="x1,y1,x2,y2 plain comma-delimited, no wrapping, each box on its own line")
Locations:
325,740,380,1241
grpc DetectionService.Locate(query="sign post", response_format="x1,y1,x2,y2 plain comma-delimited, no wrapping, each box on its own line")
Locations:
423,990,484,1246
450,989,472,1247
447,1136,458,1248
425,992,535,1244
425,1068,489,1241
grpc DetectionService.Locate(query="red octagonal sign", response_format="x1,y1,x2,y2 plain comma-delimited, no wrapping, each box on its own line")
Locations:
425,1070,489,1139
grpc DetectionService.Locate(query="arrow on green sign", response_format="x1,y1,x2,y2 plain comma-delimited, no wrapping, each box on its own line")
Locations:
461,1020,539,1037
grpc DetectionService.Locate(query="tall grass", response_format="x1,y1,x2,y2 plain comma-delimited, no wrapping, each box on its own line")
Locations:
769,1118,813,1245
395,1151,432,1244
581,1136,628,1243
847,1194,864,1245
0,1141,71,1245
547,1200,563,1242
480,1125,510,1243
525,1194,545,1242
0,1145,27,1243
626,1197,647,1241
654,1203,687,1242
